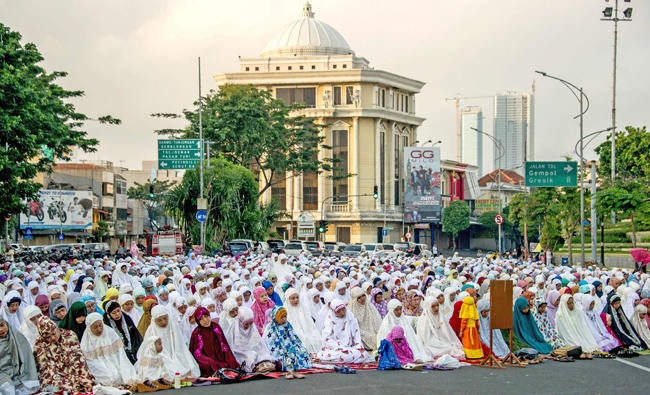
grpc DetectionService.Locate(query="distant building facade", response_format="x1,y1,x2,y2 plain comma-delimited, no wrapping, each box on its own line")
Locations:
493,92,534,175
461,107,483,177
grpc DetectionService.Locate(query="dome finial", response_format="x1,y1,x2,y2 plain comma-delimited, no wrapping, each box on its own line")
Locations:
302,1,314,18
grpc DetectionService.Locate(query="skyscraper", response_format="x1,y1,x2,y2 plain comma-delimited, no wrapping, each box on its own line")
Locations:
493,91,534,175
461,107,483,177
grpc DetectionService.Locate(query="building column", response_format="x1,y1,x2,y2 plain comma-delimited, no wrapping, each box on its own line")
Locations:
374,118,381,211
388,121,395,210
351,116,359,212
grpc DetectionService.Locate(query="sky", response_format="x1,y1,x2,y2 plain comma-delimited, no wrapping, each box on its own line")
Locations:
2,0,648,172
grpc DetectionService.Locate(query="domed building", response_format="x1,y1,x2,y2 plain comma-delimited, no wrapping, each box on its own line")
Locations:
214,2,426,243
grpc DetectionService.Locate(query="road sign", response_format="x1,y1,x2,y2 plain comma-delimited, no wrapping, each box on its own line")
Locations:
195,210,207,222
24,227,33,240
494,214,504,225
58,233,64,241
405,231,412,240
382,229,388,237
385,226,394,230
525,161,578,187
158,139,201,170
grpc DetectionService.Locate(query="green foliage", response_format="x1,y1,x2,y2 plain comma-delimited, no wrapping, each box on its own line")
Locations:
165,158,278,246
128,180,174,232
442,200,471,250
477,210,500,249
153,84,344,195
0,23,118,221
596,181,648,247
595,126,650,182
92,220,110,242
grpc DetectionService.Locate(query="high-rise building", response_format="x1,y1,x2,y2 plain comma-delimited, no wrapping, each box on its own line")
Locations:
493,91,534,175
461,107,483,177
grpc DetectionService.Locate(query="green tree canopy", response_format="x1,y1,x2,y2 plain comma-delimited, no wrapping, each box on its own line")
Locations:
165,157,278,250
128,179,174,232
0,23,119,221
596,181,648,247
442,200,471,250
595,126,650,183
153,84,343,195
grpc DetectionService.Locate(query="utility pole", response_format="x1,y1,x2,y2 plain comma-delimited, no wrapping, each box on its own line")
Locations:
198,57,205,249
591,162,597,264
579,87,585,267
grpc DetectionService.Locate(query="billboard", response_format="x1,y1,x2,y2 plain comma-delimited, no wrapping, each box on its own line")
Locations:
404,147,441,223
20,190,93,230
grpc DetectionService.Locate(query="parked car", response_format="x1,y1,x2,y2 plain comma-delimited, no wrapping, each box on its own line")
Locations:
324,242,347,257
342,244,365,258
415,243,433,258
254,241,271,255
228,241,252,256
381,243,404,258
304,241,325,256
231,239,255,251
283,242,311,257
85,242,111,258
267,239,287,254
362,243,386,258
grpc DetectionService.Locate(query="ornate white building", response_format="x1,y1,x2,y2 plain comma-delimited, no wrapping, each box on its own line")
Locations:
214,2,425,243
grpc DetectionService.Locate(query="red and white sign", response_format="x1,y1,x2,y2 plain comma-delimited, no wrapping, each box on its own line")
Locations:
405,232,412,240
494,214,504,225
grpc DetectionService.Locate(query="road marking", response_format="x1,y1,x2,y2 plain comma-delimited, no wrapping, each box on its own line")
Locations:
615,358,650,372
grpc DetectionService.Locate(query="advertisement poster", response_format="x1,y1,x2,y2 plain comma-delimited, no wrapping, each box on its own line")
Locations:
20,190,93,230
474,199,501,215
404,147,441,223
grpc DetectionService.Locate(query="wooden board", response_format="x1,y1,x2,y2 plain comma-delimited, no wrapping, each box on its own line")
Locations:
489,280,513,329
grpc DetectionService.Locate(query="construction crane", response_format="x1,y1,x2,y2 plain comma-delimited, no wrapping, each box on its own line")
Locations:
445,95,493,162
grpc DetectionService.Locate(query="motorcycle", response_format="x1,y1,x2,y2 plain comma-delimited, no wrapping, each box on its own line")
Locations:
24,200,45,221
47,201,67,223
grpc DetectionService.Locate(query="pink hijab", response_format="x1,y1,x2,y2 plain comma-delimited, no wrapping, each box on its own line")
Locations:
545,290,561,326
386,326,414,364
251,286,275,335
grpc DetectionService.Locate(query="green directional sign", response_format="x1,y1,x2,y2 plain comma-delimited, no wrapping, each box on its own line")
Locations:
157,139,201,170
525,161,578,187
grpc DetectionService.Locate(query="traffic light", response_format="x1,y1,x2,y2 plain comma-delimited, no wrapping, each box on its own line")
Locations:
373,185,378,199
318,220,328,233
149,184,155,198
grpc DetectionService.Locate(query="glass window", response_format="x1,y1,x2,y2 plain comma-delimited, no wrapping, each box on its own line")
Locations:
271,172,286,211
380,130,385,205
333,86,341,106
332,130,348,203
394,134,400,205
405,95,409,113
345,86,354,105
381,89,385,107
276,87,316,107
302,169,317,211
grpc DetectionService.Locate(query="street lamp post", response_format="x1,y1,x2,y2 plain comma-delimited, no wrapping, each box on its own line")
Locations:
471,127,504,254
601,0,633,215
535,71,589,266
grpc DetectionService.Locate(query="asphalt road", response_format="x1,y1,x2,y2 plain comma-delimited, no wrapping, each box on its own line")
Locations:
175,355,650,395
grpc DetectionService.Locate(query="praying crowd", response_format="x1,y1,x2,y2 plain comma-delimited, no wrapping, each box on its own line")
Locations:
1,250,650,393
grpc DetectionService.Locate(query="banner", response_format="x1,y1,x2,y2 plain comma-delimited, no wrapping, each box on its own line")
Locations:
474,199,500,215
20,190,93,230
404,147,441,223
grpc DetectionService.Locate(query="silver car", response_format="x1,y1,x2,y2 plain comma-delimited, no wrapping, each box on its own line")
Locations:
283,242,311,257
342,244,365,258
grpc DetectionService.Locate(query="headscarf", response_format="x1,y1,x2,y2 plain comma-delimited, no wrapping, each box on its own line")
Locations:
262,280,282,306
554,294,600,352
531,296,566,350
416,296,465,359
630,304,650,346
512,297,552,354
18,306,41,351
580,294,620,352
370,288,388,318
376,299,429,361
545,290,561,327
602,294,646,348
347,287,382,351
49,299,66,324
386,326,414,364
34,294,50,315
58,301,87,341
188,306,240,374
137,297,158,337
282,288,322,353
476,299,510,358
1,291,24,329
225,306,274,372
262,306,312,371
251,286,275,335
0,315,39,392
80,313,138,386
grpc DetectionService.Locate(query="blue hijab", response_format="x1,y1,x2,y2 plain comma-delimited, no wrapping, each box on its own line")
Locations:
262,280,283,306
592,280,603,298
512,297,553,354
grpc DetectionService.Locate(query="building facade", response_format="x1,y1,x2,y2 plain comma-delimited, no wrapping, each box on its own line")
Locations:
493,92,534,175
214,2,425,243
461,107,483,177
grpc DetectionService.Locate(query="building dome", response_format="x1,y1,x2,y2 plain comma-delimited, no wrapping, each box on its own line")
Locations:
261,2,354,57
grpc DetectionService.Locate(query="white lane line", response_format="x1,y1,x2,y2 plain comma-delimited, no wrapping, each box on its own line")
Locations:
615,358,650,373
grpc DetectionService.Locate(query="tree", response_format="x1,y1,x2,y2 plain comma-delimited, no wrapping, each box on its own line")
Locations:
508,193,538,247
128,180,174,231
477,211,500,250
442,200,470,251
0,23,119,222
92,220,110,242
153,84,344,196
165,157,278,250
595,126,650,183
597,181,648,247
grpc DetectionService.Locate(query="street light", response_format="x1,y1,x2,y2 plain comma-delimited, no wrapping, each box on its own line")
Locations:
535,70,589,266
414,139,442,147
471,126,505,254
601,0,633,223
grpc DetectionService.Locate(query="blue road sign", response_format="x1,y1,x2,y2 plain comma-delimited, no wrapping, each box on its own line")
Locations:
24,227,33,240
196,210,207,222
382,229,388,237
58,233,64,241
